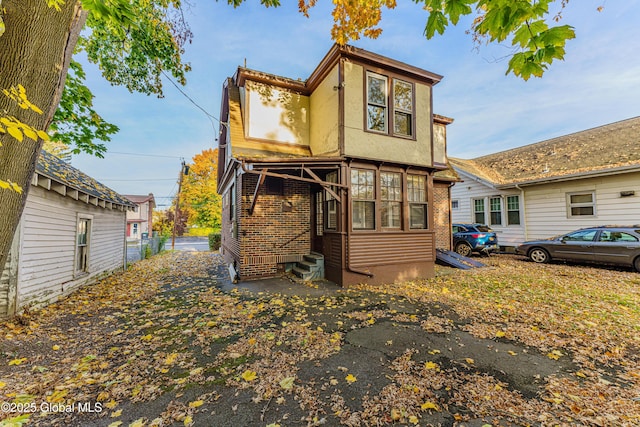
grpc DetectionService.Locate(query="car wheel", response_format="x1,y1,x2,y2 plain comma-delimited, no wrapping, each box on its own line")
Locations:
455,242,472,257
634,257,640,273
529,248,550,264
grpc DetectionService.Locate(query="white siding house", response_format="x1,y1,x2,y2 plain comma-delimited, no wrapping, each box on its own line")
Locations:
0,151,135,318
451,117,640,251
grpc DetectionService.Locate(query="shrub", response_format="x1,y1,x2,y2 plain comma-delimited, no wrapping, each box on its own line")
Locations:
209,233,221,251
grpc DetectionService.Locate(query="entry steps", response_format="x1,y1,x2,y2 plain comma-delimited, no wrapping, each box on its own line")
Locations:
292,252,325,281
436,248,487,270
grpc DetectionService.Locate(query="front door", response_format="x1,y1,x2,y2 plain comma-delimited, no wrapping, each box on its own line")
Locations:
311,190,324,253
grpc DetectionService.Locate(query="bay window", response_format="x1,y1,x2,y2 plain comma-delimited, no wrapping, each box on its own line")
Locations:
407,175,427,229
381,172,401,228
351,169,375,230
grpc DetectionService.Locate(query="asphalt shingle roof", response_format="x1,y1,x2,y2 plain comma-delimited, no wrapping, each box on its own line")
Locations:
450,116,640,186
36,150,135,208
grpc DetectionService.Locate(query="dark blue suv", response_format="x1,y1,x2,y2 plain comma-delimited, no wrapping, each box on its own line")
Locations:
452,224,499,256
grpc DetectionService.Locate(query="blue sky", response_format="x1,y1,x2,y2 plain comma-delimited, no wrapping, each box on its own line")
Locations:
72,1,640,208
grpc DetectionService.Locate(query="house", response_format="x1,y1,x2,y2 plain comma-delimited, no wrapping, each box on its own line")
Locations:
123,193,155,240
450,116,640,251
216,44,455,286
0,150,136,318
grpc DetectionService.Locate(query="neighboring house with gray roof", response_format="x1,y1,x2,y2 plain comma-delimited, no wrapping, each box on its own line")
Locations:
0,151,136,318
450,116,640,251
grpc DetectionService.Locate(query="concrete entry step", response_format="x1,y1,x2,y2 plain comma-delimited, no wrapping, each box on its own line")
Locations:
293,252,325,281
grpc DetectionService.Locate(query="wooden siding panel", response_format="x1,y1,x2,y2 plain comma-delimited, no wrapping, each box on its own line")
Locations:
524,172,640,240
349,233,434,268
15,186,126,311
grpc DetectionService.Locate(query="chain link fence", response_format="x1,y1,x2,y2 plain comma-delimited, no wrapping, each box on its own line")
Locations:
126,236,166,263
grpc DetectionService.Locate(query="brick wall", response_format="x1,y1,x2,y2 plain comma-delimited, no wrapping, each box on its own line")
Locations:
433,182,451,250
237,174,311,279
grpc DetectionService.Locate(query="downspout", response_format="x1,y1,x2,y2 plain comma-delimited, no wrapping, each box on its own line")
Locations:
515,184,528,241
123,207,128,271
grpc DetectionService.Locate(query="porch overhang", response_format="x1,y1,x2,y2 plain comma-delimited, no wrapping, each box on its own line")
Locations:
235,157,346,215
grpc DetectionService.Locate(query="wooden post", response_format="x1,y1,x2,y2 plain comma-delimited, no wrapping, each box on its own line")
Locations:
171,161,186,250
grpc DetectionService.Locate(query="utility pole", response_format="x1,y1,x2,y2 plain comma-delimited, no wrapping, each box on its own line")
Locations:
171,160,188,250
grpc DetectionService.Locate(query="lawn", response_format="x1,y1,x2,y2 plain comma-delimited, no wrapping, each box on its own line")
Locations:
0,252,638,426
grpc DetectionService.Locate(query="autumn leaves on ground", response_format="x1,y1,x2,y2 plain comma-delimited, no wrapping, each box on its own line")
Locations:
1,253,639,426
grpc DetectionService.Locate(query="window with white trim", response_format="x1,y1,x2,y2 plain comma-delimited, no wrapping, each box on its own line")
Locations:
407,175,427,229
76,217,91,273
351,169,375,230
490,197,502,225
567,192,596,217
473,198,486,224
506,195,521,225
451,199,459,210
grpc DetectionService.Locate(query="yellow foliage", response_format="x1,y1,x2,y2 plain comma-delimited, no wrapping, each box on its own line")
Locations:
345,373,357,383
188,399,204,408
241,369,257,382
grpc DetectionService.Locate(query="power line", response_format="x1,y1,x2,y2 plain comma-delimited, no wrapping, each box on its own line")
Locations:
108,151,182,159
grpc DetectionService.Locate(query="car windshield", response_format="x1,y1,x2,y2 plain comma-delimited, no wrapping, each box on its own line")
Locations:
475,225,492,232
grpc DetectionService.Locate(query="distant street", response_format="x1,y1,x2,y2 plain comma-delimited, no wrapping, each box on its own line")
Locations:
127,236,210,263
170,235,210,252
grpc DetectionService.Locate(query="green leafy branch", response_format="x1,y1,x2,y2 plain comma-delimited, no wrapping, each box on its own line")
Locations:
420,0,576,80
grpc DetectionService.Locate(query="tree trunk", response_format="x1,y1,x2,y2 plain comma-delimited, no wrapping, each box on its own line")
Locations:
0,0,87,272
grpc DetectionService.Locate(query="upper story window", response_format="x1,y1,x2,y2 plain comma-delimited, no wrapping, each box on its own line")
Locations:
366,72,414,138
367,73,387,133
393,79,413,136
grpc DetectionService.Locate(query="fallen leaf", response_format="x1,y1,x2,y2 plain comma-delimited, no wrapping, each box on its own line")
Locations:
279,376,295,390
241,370,257,382
424,361,439,370
111,409,122,418
188,400,204,408
9,358,27,366
345,374,357,383
421,401,439,411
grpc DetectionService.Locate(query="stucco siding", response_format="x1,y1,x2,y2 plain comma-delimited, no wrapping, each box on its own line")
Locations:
342,62,433,166
245,81,310,145
15,186,126,311
310,64,340,155
523,172,640,240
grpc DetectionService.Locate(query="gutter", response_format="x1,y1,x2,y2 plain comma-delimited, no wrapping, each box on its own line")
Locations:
496,164,640,189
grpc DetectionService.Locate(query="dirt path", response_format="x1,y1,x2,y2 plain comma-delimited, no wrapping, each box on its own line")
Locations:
1,252,638,426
